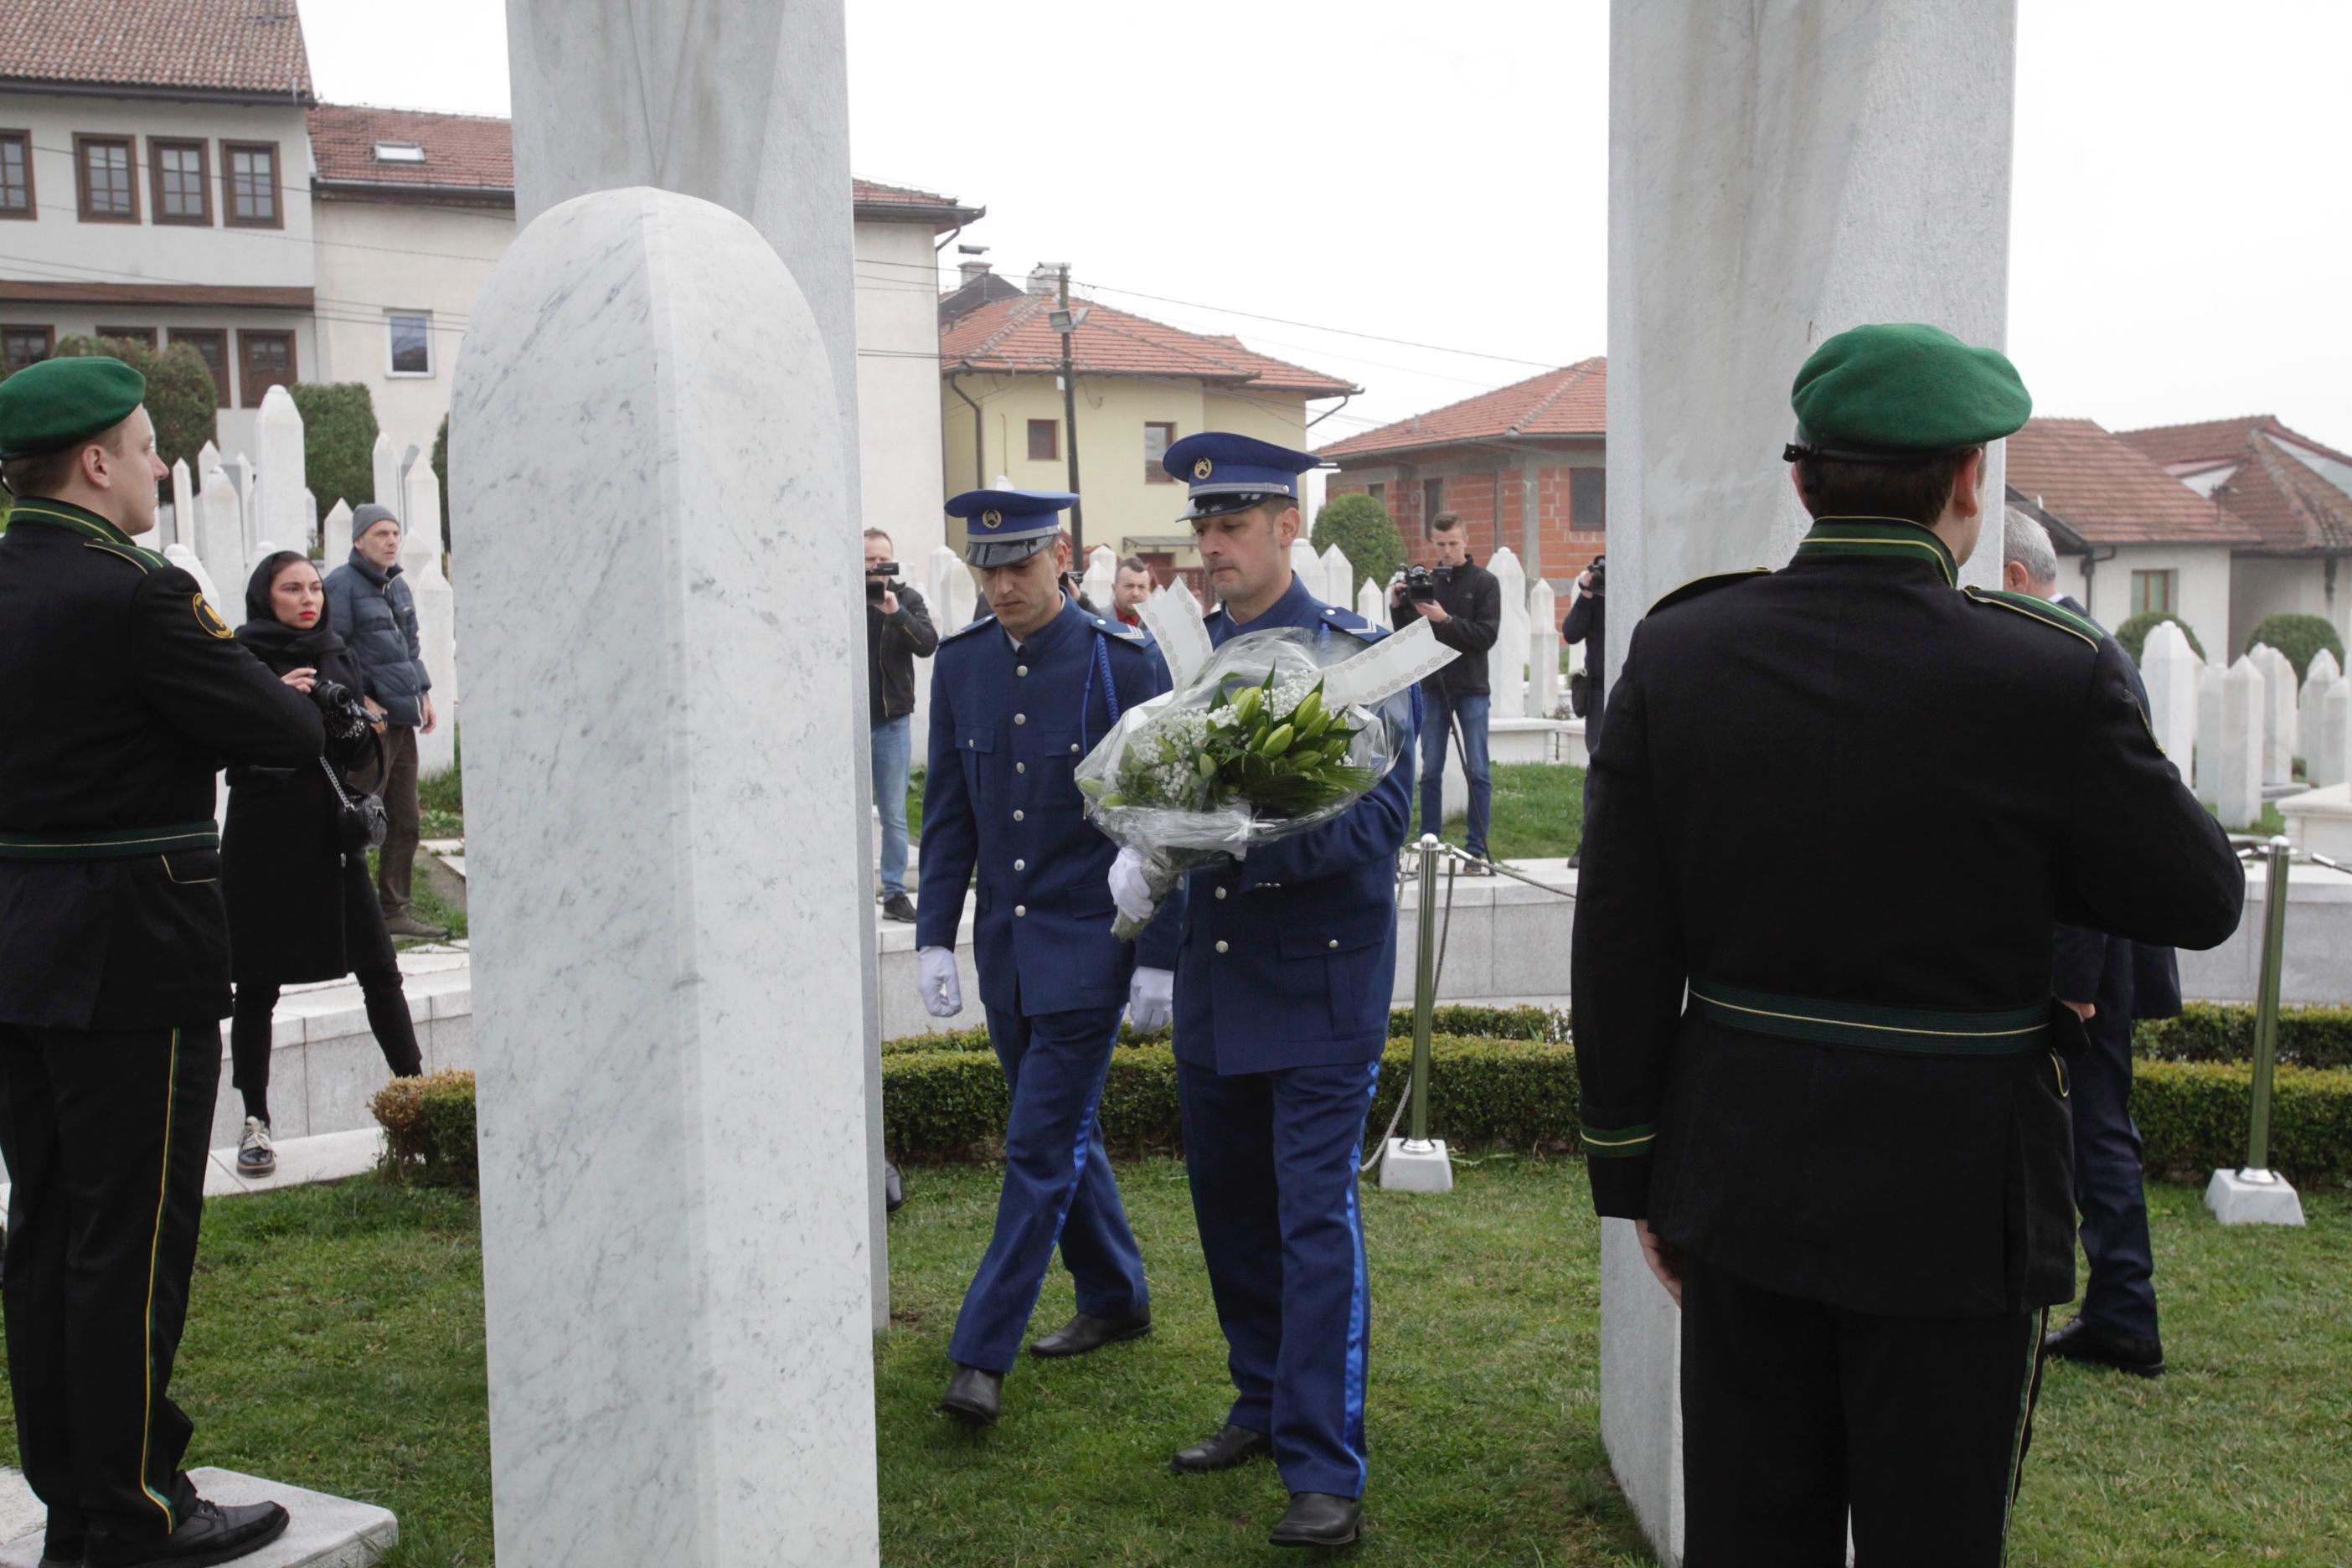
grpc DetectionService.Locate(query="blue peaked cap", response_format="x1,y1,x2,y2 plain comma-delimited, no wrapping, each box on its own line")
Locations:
1163,432,1325,521
946,487,1078,567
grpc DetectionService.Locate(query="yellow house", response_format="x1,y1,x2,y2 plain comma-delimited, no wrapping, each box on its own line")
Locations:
937,267,1357,592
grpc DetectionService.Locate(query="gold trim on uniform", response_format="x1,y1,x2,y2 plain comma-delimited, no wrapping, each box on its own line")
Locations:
192,594,232,638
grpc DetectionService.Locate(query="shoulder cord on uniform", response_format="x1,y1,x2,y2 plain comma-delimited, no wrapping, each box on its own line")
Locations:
1080,632,1120,754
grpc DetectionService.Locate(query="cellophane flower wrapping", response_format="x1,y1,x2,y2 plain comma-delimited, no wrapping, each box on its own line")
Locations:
1076,627,1415,938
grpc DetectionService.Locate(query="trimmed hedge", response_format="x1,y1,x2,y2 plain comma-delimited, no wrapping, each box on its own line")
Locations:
2116,611,2203,664
2134,1003,2352,1070
880,1003,1570,1057
1311,492,1408,600
288,382,380,533
2245,613,2344,683
371,1068,479,1188
2133,1060,2352,1181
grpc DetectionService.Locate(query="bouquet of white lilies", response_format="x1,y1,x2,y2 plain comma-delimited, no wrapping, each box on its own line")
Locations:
1075,587,1457,938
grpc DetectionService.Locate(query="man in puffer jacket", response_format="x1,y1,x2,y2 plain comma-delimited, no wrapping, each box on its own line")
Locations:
323,503,446,938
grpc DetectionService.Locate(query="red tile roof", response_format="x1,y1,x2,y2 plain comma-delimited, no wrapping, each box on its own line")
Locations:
939,292,1357,397
1315,359,1606,461
2003,419,2260,548
0,0,312,101
2118,415,2352,554
308,104,513,192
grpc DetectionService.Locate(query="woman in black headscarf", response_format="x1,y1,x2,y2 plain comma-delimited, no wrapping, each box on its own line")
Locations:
223,550,426,1176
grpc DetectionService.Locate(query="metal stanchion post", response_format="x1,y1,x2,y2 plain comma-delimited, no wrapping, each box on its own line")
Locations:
1380,834,1455,1193
2205,835,2306,1226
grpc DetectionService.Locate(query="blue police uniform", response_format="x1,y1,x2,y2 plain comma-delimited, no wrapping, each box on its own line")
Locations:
1160,434,1418,1504
917,489,1184,1378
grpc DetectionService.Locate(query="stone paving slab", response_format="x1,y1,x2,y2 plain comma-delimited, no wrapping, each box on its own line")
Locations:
0,1467,397,1568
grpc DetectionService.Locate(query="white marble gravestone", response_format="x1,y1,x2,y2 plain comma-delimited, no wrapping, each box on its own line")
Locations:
2313,678,2350,792
254,386,309,561
2140,621,2200,766
2299,650,2340,787
2194,660,2226,809
1355,576,1388,632
452,188,879,1568
2216,657,2267,829
322,499,353,560
2249,644,2298,783
166,457,193,552
371,433,401,522
1605,2,2022,1558
1081,543,1117,611
1288,537,1323,602
1488,545,1529,718
1320,542,1353,610
195,462,247,604
1529,577,1562,719
164,541,220,609
400,461,459,776
927,543,977,634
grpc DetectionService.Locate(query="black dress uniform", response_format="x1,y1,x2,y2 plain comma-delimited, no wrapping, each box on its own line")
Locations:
0,369,321,1563
1571,325,2245,1566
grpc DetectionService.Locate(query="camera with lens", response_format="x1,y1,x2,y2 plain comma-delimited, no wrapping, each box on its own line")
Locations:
307,678,377,742
1402,564,1452,605
1585,554,1606,593
865,560,902,603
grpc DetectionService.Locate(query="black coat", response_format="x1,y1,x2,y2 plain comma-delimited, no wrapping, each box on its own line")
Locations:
1571,518,2243,1318
221,565,386,986
868,581,939,726
1390,560,1502,696
0,499,322,1028
1562,584,1605,722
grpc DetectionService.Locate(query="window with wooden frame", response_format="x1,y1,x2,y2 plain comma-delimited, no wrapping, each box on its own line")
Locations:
95,325,157,349
236,329,296,407
1027,417,1059,462
1570,467,1607,532
1143,421,1176,482
170,328,230,407
2130,569,2177,618
222,142,281,228
0,132,34,219
3,325,55,373
75,134,139,223
148,138,211,224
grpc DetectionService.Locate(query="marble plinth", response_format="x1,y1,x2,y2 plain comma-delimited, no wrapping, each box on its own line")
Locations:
0,1468,395,1568
451,187,879,1568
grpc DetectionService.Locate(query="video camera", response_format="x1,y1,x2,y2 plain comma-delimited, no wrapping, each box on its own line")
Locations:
864,560,901,603
1585,554,1606,593
1401,563,1455,605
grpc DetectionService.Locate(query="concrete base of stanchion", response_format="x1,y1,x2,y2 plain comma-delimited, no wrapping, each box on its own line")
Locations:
2205,1168,2307,1226
1380,1137,1455,1193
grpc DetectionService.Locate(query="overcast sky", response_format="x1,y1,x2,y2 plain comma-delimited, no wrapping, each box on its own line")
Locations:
303,0,2349,448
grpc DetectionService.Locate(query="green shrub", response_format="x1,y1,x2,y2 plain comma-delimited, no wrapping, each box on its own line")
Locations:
2134,1003,2352,1070
371,1069,479,1188
2115,611,2204,664
289,383,380,534
2133,1060,2352,1183
879,1004,1570,1057
48,334,217,475
2245,613,2345,683
1312,492,1407,600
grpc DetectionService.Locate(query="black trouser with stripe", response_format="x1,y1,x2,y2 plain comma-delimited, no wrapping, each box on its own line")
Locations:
0,1024,214,1548
1679,1254,2046,1567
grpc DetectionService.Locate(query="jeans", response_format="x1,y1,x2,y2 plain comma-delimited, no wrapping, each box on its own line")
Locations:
1416,688,1491,856
871,714,913,897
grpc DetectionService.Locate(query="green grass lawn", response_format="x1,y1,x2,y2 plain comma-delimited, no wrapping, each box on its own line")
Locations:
1416,761,1586,861
4,1167,2343,1565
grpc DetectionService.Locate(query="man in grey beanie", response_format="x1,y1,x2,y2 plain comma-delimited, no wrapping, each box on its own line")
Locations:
323,503,446,939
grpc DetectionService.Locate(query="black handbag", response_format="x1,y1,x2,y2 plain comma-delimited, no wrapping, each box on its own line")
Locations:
1569,669,1592,719
321,739,389,854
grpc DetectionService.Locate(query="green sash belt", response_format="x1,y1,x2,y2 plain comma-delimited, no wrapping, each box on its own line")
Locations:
1689,980,2050,1056
0,822,219,860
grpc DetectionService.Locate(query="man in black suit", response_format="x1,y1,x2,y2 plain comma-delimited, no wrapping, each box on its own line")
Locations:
2003,513,2174,1377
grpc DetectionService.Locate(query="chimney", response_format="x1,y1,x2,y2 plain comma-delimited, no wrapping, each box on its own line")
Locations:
958,259,992,288
1028,262,1065,297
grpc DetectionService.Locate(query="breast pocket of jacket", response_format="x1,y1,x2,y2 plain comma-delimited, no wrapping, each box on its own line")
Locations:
1278,909,1392,1039
957,725,998,803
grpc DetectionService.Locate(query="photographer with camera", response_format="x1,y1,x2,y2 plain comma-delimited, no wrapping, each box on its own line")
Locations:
1389,513,1502,869
866,528,939,923
1563,554,1606,730
223,552,426,1177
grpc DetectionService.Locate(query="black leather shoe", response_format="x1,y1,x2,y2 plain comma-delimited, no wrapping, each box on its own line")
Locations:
1169,1422,1273,1474
40,1518,86,1568
940,1364,1003,1426
88,1499,291,1568
1030,1310,1152,1359
1270,1492,1363,1549
2042,1316,2165,1377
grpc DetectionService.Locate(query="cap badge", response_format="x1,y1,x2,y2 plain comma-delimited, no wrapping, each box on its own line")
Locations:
981,508,1003,529
1193,457,1214,480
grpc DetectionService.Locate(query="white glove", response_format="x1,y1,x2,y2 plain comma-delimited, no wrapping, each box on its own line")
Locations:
1109,845,1160,925
917,946,962,1019
1127,966,1174,1034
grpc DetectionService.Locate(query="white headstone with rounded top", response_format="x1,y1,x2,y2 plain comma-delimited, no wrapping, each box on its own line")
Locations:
1488,545,1529,718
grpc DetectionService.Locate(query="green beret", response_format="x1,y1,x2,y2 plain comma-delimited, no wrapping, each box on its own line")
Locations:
0,356,147,462
1787,322,2030,461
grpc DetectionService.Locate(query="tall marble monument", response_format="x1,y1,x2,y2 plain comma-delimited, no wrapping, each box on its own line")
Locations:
1604,3,2022,1559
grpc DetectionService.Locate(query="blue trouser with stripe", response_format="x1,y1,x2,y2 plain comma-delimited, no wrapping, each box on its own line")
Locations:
1175,1057,1379,1499
948,1005,1148,1374
2073,985,2160,1340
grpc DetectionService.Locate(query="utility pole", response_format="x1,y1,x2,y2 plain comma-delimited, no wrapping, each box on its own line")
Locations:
1055,263,1085,554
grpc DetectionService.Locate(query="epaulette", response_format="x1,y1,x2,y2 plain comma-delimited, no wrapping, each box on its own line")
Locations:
937,612,998,646
1648,566,1772,616
1086,615,1149,647
83,539,171,574
1318,604,1386,642
1962,586,2100,650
